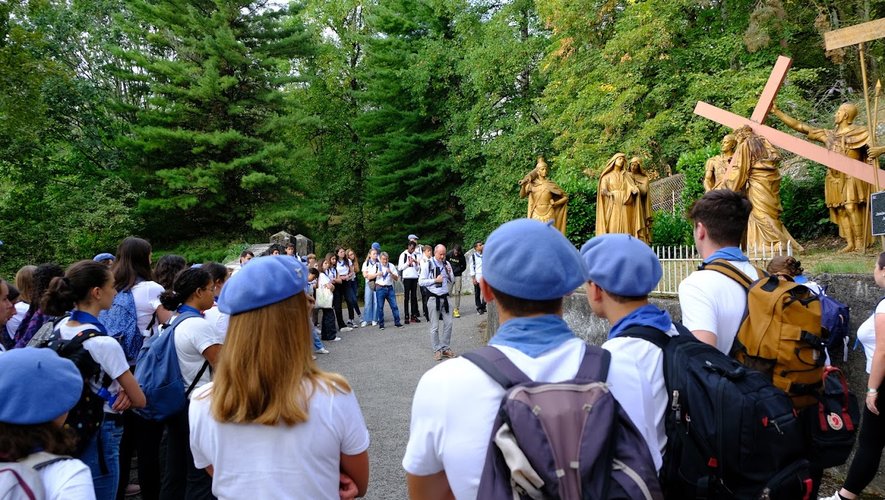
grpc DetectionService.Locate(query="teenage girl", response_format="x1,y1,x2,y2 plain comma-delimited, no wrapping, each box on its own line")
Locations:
189,256,369,499
202,262,231,338
346,248,363,326
334,247,355,330
320,256,341,342
13,263,64,348
42,260,147,500
361,248,380,327
5,264,35,346
157,268,221,500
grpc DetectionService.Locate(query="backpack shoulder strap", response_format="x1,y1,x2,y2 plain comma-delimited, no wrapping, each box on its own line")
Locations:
700,258,756,291
19,451,72,470
166,311,201,332
462,346,531,389
66,329,105,349
617,325,672,349
573,345,611,383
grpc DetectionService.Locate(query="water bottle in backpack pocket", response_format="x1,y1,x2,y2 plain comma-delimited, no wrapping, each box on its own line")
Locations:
462,345,663,500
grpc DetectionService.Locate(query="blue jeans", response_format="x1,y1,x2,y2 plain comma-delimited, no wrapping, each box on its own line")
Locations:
80,416,124,500
312,327,325,351
363,282,377,322
375,286,401,327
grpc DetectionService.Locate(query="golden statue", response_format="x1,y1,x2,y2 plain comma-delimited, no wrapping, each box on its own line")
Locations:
628,157,652,243
771,103,872,253
726,125,804,253
704,134,737,192
593,153,641,237
519,156,568,234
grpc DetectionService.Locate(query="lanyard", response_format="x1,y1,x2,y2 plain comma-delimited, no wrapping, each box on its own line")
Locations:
70,310,108,334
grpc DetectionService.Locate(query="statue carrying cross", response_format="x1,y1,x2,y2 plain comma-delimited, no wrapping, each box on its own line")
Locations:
694,18,885,252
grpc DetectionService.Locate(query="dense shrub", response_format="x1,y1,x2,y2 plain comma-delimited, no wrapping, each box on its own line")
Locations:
565,181,597,247
780,164,835,242
652,211,693,247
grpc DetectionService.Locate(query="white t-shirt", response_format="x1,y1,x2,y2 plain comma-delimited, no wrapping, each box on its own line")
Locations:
678,260,760,354
856,300,885,374
189,381,370,500
203,306,229,338
40,458,96,500
131,281,164,334
375,263,398,287
405,338,609,499
468,252,483,278
58,320,130,414
6,301,29,340
398,250,421,279
172,315,224,396
602,326,678,471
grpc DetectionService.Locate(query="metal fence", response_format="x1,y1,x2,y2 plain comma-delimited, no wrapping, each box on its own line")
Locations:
650,173,685,214
652,241,793,296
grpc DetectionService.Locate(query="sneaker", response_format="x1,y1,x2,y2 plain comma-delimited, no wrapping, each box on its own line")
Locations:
125,484,141,497
818,493,843,500
395,323,403,328
412,316,421,323
346,320,355,328
453,308,460,318
405,318,410,325
379,325,385,330
331,336,342,342
433,350,443,361
359,321,367,328
442,349,457,359
371,321,378,326
340,326,354,332
316,348,330,354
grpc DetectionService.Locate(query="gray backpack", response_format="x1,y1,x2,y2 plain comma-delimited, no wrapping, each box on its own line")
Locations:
0,452,71,500
462,345,663,500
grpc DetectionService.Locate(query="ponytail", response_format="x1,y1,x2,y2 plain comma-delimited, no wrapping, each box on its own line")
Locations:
159,268,210,311
42,261,112,316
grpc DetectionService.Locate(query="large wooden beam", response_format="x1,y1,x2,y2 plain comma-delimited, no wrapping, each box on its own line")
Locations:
694,101,885,186
750,56,792,124
824,18,885,51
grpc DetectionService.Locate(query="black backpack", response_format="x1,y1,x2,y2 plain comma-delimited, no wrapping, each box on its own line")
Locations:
463,345,663,500
621,325,812,500
37,327,111,456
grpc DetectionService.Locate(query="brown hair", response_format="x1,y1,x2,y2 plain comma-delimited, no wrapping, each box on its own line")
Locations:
208,293,351,425
767,255,803,277
488,285,563,316
14,265,37,303
689,190,751,247
42,261,114,316
113,237,153,292
0,422,77,461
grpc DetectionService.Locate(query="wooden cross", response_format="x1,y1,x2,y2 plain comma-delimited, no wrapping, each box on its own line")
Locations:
694,55,885,187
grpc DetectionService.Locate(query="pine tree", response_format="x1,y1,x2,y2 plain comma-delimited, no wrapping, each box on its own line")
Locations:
358,0,465,249
112,0,317,240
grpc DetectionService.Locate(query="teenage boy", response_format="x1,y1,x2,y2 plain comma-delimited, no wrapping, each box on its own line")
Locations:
468,240,485,314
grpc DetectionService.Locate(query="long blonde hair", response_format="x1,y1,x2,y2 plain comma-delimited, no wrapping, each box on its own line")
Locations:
209,292,351,425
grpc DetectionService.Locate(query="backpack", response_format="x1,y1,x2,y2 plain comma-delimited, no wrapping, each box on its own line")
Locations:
134,311,208,421
99,289,142,364
621,325,812,500
462,345,663,500
816,288,850,353
803,365,860,469
36,327,110,456
0,451,72,500
703,259,826,410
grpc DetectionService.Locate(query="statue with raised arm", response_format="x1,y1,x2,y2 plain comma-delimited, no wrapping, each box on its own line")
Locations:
770,103,872,252
704,134,737,192
727,125,804,253
519,156,568,234
628,157,652,243
592,153,640,237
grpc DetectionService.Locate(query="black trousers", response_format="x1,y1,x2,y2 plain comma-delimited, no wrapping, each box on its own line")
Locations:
844,395,885,494
420,286,430,320
320,308,338,340
333,283,346,328
160,403,214,500
474,282,486,311
116,411,164,500
403,278,419,319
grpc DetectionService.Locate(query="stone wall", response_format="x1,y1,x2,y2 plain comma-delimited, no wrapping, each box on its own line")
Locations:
484,272,885,491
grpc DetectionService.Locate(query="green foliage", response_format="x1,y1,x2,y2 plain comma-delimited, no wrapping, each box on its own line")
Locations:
564,181,597,246
676,144,719,209
155,239,252,265
651,211,693,247
780,164,835,241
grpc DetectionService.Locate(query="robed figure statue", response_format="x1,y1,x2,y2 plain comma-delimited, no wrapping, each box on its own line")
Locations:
594,153,642,237
519,156,568,234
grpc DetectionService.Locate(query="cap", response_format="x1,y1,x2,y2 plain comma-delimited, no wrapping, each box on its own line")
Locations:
483,219,586,300
218,255,308,315
0,348,83,425
580,234,662,297
408,234,418,241
371,242,381,251
93,253,115,263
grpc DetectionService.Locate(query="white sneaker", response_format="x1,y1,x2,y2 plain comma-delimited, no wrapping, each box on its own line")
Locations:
817,493,843,500
340,327,354,332
331,336,342,342
316,348,330,354
359,321,367,328
371,321,378,326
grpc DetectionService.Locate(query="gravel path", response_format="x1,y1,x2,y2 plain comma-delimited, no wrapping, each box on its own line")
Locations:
316,297,487,500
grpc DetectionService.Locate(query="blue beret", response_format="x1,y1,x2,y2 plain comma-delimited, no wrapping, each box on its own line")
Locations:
483,219,587,300
0,348,83,424
580,234,662,297
371,242,381,251
218,256,308,315
93,253,115,262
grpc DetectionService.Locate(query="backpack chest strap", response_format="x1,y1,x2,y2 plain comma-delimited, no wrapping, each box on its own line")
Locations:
462,344,612,389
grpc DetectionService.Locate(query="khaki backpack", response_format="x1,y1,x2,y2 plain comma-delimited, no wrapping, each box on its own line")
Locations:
703,259,826,409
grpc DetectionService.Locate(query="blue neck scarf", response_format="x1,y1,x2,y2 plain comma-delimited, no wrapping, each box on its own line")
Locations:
703,246,748,264
70,310,108,334
608,304,672,340
489,315,576,358
178,305,204,317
